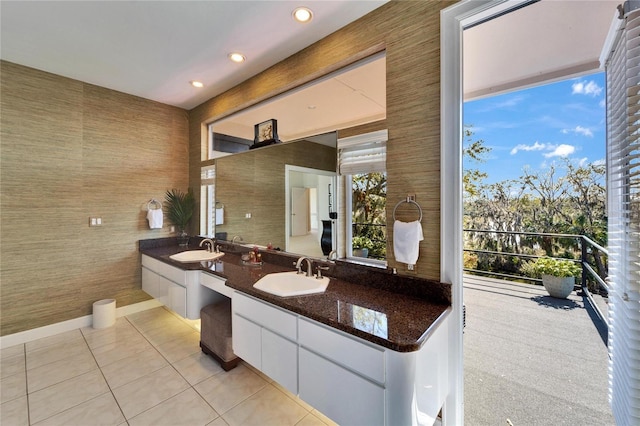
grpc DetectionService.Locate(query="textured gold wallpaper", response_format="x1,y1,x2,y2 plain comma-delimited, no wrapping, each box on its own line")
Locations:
1,0,453,335
190,1,453,279
0,61,189,335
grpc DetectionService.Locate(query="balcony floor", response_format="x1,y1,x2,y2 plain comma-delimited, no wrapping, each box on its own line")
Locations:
463,275,614,425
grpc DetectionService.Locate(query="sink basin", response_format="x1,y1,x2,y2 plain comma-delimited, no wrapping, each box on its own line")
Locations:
169,251,225,263
253,271,329,297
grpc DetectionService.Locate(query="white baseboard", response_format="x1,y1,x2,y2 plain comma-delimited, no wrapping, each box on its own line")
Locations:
0,299,162,349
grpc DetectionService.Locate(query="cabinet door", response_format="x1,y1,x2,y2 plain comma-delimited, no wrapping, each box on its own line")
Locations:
262,328,298,394
168,283,187,317
142,267,160,299
232,314,261,369
299,348,385,426
143,267,171,307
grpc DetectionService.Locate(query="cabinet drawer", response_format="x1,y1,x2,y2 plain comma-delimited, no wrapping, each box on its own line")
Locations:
232,313,262,369
200,272,232,298
299,318,385,384
233,292,297,341
299,348,384,426
142,255,186,284
262,329,298,394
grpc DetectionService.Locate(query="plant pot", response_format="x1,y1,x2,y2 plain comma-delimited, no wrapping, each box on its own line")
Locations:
541,274,575,299
177,230,190,247
353,248,369,258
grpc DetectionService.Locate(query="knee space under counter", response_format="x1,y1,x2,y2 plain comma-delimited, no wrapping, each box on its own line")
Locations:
200,299,240,371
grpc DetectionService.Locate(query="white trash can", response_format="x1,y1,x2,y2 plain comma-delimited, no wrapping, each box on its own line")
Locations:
93,299,116,329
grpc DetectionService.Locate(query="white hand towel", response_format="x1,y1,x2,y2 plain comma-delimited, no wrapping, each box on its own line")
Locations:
393,220,423,265
147,209,163,229
215,207,224,225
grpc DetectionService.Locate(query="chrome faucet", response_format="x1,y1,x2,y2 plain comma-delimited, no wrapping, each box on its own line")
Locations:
199,238,214,252
327,250,338,261
232,235,243,245
294,256,313,277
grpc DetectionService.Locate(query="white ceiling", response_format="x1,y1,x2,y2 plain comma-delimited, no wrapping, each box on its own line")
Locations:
213,53,386,143
0,1,388,110
463,0,618,101
0,0,618,138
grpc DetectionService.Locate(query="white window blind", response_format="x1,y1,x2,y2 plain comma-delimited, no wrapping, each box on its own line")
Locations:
605,2,640,423
200,165,216,236
338,130,387,175
201,165,216,185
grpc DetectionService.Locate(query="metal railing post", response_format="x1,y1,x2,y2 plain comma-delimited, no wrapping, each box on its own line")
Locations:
581,236,588,294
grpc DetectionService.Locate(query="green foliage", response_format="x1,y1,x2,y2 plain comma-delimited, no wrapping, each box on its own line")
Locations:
164,188,196,230
352,172,387,259
352,236,374,250
463,252,478,270
524,257,581,278
463,141,608,280
463,126,491,198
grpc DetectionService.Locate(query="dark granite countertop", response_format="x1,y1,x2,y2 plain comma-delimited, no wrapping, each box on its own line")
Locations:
139,239,451,353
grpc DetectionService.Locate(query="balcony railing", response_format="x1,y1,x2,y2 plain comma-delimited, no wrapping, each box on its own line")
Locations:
463,229,609,328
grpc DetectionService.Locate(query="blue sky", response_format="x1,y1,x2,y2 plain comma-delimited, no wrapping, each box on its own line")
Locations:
463,72,606,185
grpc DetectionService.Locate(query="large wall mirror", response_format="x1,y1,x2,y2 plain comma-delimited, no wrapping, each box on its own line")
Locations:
206,52,386,258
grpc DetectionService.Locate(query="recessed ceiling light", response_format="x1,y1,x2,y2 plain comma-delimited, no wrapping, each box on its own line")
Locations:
228,52,246,63
293,7,313,23
190,80,204,88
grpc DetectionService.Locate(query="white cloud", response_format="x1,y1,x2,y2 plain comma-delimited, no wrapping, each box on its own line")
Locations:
572,80,603,97
562,125,593,137
510,141,546,155
478,95,527,112
593,158,606,166
544,144,575,158
578,157,589,167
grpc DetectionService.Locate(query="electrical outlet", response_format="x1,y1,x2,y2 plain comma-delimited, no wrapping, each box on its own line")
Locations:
89,217,102,227
245,213,252,219
170,226,175,233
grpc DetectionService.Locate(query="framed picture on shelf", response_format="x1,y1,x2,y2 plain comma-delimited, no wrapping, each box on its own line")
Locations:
254,119,278,144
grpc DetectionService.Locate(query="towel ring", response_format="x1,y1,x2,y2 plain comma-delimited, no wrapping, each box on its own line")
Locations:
393,197,423,222
147,199,162,210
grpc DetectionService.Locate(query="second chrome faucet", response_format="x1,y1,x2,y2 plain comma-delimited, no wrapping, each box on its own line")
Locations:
294,256,314,277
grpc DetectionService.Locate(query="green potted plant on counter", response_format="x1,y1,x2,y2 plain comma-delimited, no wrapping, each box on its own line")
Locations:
165,188,196,247
527,257,581,299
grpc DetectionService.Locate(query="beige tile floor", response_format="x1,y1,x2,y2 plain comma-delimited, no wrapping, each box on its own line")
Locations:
0,307,337,426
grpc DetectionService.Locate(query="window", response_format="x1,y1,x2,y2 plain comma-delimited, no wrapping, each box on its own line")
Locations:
339,130,387,261
200,165,216,237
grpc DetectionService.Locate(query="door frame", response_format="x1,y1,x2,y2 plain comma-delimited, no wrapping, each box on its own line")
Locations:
440,1,533,423
285,165,337,253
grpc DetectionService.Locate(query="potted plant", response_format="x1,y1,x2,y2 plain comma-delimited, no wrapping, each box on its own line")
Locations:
352,236,374,258
164,188,196,246
528,257,581,298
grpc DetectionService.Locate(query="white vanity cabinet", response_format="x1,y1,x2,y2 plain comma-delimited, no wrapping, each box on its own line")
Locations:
141,255,220,319
298,318,385,425
232,292,298,394
231,290,451,426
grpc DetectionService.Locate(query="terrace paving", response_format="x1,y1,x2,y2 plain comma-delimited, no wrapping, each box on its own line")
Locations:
463,275,614,425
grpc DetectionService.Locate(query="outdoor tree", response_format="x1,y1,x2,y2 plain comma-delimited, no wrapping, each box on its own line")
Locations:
463,126,491,198
352,172,387,258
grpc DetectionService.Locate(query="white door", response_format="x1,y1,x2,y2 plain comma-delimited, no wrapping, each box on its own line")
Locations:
291,187,309,236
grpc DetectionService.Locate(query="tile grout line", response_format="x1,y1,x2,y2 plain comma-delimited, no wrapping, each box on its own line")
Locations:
121,314,225,423
79,324,128,426
23,344,31,426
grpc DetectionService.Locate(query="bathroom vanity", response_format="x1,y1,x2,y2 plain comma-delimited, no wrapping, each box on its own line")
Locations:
139,238,451,425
